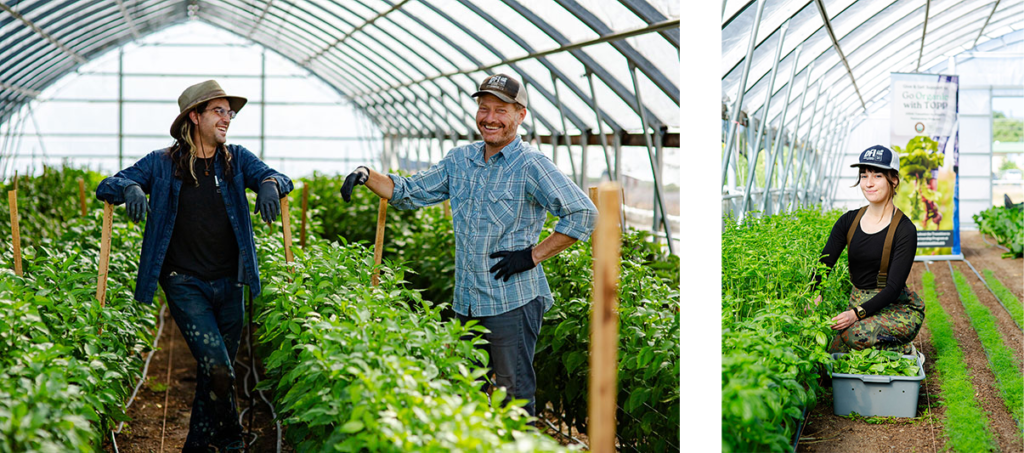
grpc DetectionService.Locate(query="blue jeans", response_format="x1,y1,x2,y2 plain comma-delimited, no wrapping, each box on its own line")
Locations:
456,296,544,417
160,272,245,450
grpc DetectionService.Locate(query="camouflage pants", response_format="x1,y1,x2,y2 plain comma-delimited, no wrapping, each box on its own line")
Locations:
828,287,925,354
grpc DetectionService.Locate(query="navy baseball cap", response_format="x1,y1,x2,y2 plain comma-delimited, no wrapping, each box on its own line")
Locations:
851,145,900,172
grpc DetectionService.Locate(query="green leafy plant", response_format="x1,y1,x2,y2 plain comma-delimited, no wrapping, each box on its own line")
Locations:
919,271,997,451
950,268,1023,427
832,349,919,377
972,206,1023,258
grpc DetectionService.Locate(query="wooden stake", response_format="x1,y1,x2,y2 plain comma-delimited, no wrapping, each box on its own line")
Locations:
588,182,621,453
443,199,451,218
78,178,87,216
299,184,309,248
281,195,293,264
589,186,599,207
13,170,17,192
8,190,22,276
372,197,388,286
96,202,114,306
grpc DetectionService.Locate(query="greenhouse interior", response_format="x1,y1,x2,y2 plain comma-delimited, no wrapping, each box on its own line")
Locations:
0,1,681,452
721,1,1023,453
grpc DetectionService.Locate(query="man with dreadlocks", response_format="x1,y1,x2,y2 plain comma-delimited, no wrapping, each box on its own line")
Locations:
97,80,292,452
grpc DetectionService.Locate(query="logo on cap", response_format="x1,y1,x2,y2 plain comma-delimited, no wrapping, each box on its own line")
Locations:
864,148,885,161
485,76,508,90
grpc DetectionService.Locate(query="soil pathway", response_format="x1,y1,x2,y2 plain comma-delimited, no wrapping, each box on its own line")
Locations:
798,238,1023,453
104,301,286,453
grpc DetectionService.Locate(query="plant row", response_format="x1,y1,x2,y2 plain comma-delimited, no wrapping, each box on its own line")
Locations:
949,268,1023,427
981,269,1023,330
721,208,852,453
972,205,1023,258
0,179,158,452
250,233,570,452
292,173,681,451
919,271,996,451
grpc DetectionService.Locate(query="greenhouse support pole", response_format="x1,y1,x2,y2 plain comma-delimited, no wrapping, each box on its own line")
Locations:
613,132,623,185
817,121,845,205
721,0,766,192
118,48,124,170
260,49,266,160
552,73,579,186
581,129,590,187
824,122,853,206
791,83,826,209
809,115,844,204
803,91,837,205
653,127,665,233
588,183,621,453
776,60,814,214
629,62,673,255
586,69,615,180
760,38,800,215
738,20,787,222
799,87,834,206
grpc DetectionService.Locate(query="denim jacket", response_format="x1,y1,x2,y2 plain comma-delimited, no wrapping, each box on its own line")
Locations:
96,144,292,304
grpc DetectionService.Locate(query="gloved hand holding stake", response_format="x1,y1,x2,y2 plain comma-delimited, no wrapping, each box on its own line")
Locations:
340,166,370,202
489,246,536,282
255,180,280,224
123,184,149,223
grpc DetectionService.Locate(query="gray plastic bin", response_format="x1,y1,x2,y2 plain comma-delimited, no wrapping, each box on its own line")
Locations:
831,352,926,418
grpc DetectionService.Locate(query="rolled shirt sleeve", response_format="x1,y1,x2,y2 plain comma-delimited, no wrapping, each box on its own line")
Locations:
388,157,451,210
526,154,597,241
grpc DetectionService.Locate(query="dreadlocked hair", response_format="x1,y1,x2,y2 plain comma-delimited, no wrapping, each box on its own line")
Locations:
167,102,233,185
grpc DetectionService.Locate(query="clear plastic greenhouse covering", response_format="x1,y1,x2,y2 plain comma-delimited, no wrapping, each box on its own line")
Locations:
0,0,680,141
720,0,1024,219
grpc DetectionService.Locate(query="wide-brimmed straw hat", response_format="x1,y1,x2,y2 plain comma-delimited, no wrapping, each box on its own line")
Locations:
169,80,247,139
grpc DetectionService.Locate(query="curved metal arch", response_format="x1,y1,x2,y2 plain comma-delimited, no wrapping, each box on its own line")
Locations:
554,0,679,104
620,0,679,48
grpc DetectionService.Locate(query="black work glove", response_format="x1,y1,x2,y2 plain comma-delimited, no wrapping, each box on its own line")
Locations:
340,166,370,202
123,184,149,223
489,247,537,282
255,180,280,224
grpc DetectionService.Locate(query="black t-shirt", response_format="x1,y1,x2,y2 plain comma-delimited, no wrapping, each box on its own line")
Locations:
818,208,918,316
163,157,239,280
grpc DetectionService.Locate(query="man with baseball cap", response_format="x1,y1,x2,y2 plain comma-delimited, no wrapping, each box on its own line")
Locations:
339,73,597,421
97,80,292,452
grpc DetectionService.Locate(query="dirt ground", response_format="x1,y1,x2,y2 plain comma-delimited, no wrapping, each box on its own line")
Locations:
798,237,1023,453
103,301,286,453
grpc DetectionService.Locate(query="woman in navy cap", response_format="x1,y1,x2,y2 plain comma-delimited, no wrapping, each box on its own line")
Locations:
813,145,925,353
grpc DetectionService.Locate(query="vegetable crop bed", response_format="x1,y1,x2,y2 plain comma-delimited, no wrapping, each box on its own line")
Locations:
798,238,1023,453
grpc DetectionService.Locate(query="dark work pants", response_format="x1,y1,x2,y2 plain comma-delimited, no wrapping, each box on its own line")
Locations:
456,296,544,417
160,272,245,451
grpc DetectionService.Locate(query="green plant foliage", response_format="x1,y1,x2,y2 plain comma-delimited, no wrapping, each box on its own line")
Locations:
919,272,997,452
535,227,680,452
981,269,1023,329
721,208,853,453
0,177,158,452
296,172,456,305
950,268,1024,428
832,349,919,377
972,206,1023,258
251,234,572,452
0,165,107,246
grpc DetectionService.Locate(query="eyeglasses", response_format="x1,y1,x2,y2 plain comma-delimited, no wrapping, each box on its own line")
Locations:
204,106,236,120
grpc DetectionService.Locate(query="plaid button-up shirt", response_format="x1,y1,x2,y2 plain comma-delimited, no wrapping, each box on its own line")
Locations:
388,137,597,317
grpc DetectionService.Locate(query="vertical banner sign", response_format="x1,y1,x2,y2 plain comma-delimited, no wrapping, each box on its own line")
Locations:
890,73,962,259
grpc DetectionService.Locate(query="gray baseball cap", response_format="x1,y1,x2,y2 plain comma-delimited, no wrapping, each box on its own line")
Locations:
471,73,528,108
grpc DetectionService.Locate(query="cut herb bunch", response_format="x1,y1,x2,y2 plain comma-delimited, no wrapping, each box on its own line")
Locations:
722,208,853,453
832,349,920,377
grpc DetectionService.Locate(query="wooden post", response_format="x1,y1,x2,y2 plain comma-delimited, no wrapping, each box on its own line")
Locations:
299,184,309,248
372,197,388,286
588,182,621,453
78,178,87,216
281,195,293,264
96,202,114,306
12,171,17,192
589,186,599,207
443,199,451,218
8,190,22,276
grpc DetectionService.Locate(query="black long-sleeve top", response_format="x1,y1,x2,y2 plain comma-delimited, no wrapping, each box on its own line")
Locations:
817,209,918,316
